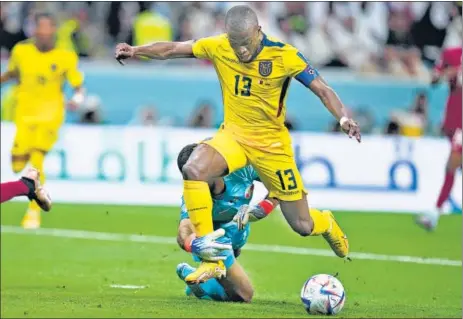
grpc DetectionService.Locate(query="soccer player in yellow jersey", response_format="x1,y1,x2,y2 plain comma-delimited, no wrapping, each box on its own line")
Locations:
1,13,85,229
115,5,361,283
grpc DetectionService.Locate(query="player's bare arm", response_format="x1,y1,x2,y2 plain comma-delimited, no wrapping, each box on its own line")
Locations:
309,77,361,143
115,41,195,64
177,219,196,251
0,70,18,84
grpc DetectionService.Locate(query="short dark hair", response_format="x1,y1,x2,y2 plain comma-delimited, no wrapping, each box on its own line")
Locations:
225,5,258,33
177,143,198,172
35,12,56,25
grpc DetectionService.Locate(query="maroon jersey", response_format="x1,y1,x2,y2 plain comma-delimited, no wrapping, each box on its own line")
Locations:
434,47,462,134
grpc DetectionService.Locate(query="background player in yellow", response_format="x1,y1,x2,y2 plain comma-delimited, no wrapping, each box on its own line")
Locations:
0,13,85,229
115,5,361,283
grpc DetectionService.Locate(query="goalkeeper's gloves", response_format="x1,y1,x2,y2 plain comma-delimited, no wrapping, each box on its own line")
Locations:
233,199,276,231
184,228,232,262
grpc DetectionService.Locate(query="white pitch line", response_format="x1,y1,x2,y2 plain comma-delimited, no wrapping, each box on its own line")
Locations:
1,225,461,267
110,284,147,289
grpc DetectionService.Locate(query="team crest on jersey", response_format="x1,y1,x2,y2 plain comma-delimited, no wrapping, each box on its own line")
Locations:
51,64,57,71
259,61,273,77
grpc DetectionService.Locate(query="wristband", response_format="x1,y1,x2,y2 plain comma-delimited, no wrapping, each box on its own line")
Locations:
339,116,348,126
258,199,275,216
71,93,85,105
184,234,196,253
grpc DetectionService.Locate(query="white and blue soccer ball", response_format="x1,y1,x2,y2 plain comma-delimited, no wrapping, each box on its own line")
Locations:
300,274,346,315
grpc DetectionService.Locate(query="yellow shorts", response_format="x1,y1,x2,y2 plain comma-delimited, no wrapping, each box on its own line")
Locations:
12,122,60,156
203,126,307,201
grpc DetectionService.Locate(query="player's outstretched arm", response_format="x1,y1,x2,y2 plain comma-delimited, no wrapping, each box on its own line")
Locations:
115,41,195,64
309,77,361,143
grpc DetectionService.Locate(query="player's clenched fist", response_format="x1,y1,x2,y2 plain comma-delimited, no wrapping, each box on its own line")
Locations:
115,43,135,64
340,117,361,143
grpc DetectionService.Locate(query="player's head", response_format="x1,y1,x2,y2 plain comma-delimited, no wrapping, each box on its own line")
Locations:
177,143,198,173
225,5,261,63
34,13,57,50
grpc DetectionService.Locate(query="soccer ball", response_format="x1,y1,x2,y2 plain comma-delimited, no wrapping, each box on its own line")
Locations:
300,274,346,315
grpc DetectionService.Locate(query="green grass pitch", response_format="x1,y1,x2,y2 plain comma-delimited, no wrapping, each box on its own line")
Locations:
1,202,462,318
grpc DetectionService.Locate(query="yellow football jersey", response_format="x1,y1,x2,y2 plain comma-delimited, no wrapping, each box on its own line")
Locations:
192,33,319,149
7,39,84,125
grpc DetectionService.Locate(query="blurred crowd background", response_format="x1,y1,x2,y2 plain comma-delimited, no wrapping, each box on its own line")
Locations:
1,1,461,136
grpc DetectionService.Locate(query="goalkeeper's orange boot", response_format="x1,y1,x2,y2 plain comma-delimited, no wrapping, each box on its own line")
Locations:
184,260,226,284
322,210,349,258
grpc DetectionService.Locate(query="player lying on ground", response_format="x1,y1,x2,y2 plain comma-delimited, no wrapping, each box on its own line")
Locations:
0,12,84,229
416,46,462,231
115,5,361,283
0,168,52,211
175,143,278,302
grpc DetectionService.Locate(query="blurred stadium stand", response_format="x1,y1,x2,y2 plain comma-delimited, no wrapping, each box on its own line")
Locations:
1,1,461,136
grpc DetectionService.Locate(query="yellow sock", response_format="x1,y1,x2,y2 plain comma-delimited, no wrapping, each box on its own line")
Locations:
28,151,46,212
309,208,331,235
183,180,213,237
28,199,41,212
30,151,46,184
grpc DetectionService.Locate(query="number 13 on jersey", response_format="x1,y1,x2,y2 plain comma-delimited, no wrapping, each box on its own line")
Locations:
234,75,252,97
276,169,298,191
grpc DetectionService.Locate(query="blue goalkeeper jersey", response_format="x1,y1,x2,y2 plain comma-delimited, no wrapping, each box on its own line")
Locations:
180,165,261,223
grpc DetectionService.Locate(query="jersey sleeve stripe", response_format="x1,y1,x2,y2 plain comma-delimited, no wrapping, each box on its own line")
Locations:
277,77,291,117
261,34,285,48
296,51,309,64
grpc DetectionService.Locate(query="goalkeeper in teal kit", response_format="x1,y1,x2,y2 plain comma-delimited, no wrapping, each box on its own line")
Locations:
176,143,279,302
